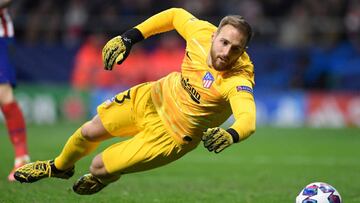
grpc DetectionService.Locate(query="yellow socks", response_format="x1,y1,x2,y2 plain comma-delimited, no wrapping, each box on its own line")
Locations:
54,126,100,170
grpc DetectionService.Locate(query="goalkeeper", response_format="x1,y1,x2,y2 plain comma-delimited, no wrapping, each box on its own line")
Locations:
14,8,256,195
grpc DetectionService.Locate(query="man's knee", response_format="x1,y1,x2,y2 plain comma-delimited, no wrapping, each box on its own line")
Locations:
81,116,111,142
0,84,15,105
81,121,95,141
90,154,120,184
89,154,108,177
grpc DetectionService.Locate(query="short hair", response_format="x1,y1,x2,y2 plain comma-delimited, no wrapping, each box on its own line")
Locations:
217,15,253,47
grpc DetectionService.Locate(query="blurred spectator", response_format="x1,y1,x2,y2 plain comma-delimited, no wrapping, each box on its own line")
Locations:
119,0,143,15
179,0,217,16
303,0,345,47
135,0,153,15
278,2,311,48
63,0,88,47
24,0,61,45
345,0,360,50
71,30,109,90
98,4,120,37
222,0,266,41
262,0,295,17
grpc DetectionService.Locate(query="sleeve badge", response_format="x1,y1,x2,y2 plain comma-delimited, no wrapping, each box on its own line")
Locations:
236,85,253,94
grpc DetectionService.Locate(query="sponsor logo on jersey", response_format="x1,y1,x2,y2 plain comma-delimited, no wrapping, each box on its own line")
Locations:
202,72,214,89
236,85,253,94
181,76,201,104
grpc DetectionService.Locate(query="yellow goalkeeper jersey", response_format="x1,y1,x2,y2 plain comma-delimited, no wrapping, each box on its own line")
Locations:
136,8,256,144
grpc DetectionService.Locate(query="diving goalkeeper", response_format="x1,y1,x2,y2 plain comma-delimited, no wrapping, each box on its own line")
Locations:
14,8,256,195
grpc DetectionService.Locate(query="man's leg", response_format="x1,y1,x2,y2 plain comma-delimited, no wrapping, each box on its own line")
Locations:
0,84,30,181
72,122,198,195
13,115,112,183
71,82,201,195
54,115,113,170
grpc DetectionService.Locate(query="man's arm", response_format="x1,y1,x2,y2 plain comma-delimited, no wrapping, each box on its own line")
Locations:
102,8,197,70
202,89,256,153
228,93,256,140
135,8,196,40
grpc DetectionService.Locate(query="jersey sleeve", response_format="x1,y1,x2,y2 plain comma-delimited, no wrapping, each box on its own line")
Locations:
221,74,256,141
135,8,214,41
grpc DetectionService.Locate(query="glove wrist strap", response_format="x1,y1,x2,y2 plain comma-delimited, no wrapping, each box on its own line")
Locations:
226,128,240,143
122,28,144,45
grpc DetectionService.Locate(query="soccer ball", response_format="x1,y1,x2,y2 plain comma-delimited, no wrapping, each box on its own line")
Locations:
296,182,342,203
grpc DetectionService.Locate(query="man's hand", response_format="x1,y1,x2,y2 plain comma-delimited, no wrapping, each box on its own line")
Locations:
102,36,131,70
102,28,144,70
202,127,239,153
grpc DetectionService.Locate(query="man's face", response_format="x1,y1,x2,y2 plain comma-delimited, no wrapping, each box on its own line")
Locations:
210,24,246,71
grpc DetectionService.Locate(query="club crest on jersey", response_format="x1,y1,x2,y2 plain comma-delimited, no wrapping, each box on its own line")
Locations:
202,72,214,89
236,86,253,94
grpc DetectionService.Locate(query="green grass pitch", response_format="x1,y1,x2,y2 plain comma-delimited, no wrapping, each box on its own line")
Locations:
0,123,359,203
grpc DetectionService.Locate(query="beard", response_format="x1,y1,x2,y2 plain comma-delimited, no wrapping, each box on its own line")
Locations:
209,45,235,71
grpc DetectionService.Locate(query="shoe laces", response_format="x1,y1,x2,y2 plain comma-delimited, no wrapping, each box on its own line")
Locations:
30,161,52,177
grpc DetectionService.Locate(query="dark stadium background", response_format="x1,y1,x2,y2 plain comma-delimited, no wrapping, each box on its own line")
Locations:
0,0,359,202
2,0,358,126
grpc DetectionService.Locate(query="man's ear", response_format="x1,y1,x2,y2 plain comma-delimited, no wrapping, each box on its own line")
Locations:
211,31,216,41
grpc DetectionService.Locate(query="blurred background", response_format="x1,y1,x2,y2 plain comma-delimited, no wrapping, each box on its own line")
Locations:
2,0,360,127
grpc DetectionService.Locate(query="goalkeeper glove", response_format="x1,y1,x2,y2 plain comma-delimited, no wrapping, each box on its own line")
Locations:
202,127,240,153
102,28,144,70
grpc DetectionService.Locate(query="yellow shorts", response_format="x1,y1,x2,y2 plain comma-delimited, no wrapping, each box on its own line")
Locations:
97,82,196,174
